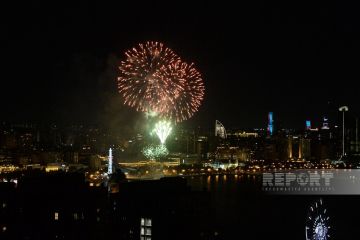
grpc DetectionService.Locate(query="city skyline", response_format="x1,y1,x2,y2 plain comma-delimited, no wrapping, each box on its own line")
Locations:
2,2,360,240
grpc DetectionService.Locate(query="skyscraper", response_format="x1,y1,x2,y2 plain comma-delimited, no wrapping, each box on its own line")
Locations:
108,148,113,175
321,117,330,130
267,112,274,136
215,120,227,139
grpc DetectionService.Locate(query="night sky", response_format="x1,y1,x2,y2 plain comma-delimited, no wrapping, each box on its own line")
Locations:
1,1,360,130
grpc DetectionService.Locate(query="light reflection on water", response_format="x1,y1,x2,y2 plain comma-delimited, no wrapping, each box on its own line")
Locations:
185,174,261,193
185,174,309,240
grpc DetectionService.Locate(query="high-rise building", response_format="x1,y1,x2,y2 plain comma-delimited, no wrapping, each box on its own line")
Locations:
140,217,152,240
321,117,330,130
108,148,113,175
299,138,311,160
267,112,274,136
306,120,311,130
215,120,227,139
287,135,311,161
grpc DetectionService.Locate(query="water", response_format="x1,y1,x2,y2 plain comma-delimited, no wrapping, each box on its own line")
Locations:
185,174,360,239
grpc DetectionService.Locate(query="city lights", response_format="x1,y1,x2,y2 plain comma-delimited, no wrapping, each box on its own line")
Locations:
108,148,113,175
2,3,360,239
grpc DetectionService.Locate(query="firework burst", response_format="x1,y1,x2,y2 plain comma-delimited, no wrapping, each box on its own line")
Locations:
142,144,169,161
118,41,204,122
153,120,172,144
158,61,205,122
118,41,180,113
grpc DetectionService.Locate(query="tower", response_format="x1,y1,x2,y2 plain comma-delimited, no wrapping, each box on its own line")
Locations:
339,106,349,157
215,120,227,139
267,112,274,136
108,148,113,175
288,136,293,159
356,118,359,153
321,117,330,130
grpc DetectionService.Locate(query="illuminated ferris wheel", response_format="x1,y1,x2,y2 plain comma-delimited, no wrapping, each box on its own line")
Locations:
305,198,331,240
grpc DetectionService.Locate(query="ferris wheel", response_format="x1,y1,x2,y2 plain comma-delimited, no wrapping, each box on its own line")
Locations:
305,198,331,240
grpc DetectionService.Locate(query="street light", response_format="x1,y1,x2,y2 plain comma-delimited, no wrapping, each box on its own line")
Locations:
339,106,349,158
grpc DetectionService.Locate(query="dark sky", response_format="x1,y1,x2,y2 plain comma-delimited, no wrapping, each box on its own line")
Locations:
1,1,360,130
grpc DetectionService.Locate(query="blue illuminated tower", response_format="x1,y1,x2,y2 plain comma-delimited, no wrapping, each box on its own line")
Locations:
306,120,311,130
267,112,274,136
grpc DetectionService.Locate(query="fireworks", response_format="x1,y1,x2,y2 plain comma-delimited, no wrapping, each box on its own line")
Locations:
118,41,204,122
142,144,169,160
153,120,172,144
306,199,331,240
158,61,205,122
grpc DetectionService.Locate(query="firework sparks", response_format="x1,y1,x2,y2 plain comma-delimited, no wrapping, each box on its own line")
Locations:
118,41,180,113
118,41,204,122
153,120,172,144
142,144,169,160
158,61,205,122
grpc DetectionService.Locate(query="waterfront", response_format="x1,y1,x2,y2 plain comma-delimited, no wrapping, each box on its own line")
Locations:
185,174,360,239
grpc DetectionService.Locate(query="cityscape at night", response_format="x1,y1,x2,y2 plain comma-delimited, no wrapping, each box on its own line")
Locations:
2,1,360,239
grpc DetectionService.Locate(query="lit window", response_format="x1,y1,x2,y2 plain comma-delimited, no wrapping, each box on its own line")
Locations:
54,212,59,220
2,203,6,208
73,213,78,220
97,217,100,222
140,217,152,240
2,226,6,232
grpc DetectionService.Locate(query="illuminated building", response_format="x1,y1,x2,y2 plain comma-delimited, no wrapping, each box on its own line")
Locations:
227,131,259,138
45,163,63,172
287,135,311,161
196,136,208,160
339,106,349,157
140,217,152,240
300,138,311,160
321,117,330,130
111,177,212,239
306,120,311,130
215,120,227,139
267,112,274,136
108,148,113,175
215,146,249,164
288,136,293,159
